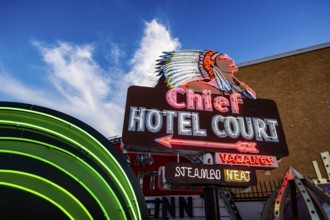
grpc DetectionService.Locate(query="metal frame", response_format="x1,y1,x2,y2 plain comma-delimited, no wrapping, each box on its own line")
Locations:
261,167,330,220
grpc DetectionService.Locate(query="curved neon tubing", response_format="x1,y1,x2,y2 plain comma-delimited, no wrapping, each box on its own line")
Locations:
0,170,93,220
0,119,135,219
0,107,141,219
1,182,74,219
0,137,127,220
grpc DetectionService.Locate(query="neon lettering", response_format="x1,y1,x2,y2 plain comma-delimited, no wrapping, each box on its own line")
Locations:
145,109,163,133
174,166,221,180
211,115,227,137
216,153,278,168
128,106,279,143
237,117,254,140
186,89,203,110
163,110,177,134
191,113,207,136
202,90,213,111
224,169,251,182
224,116,240,138
213,96,230,113
230,93,243,114
165,88,242,114
166,87,186,109
212,115,278,141
128,106,146,131
253,118,279,142
178,112,192,135
177,112,207,136
264,119,279,142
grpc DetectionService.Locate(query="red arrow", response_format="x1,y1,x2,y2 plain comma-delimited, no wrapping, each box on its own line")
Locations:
155,135,259,153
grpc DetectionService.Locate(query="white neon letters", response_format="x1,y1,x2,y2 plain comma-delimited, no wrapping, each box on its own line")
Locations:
128,88,279,142
128,108,207,136
175,166,221,180
212,116,279,142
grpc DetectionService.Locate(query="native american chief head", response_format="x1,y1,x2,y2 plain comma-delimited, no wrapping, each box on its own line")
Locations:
155,50,256,99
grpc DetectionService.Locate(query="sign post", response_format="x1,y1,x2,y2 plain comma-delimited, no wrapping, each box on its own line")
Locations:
204,186,220,220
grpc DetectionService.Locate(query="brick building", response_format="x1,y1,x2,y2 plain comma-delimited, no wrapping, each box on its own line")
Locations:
236,42,330,182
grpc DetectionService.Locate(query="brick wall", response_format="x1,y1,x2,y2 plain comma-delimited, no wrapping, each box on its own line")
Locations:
236,47,330,181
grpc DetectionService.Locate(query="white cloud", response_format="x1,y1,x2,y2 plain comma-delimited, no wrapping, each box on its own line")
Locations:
124,19,181,87
109,43,125,65
0,20,180,137
0,71,54,105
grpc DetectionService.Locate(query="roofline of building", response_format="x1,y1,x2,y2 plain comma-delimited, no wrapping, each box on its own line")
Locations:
237,42,330,67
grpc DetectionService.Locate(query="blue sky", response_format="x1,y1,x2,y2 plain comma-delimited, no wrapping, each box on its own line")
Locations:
0,0,329,136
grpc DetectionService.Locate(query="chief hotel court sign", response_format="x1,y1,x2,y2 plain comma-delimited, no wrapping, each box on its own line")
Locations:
122,50,288,187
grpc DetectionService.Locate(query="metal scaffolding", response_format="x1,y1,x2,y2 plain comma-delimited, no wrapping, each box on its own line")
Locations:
261,167,330,220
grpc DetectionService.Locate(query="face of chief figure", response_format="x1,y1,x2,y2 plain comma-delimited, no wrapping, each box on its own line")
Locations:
215,54,238,75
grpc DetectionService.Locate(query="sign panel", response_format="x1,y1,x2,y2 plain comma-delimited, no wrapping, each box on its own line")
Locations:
215,153,278,168
163,162,257,187
122,86,288,158
111,139,204,195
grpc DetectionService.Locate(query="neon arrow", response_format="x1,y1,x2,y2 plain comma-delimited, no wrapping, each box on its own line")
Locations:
155,135,259,153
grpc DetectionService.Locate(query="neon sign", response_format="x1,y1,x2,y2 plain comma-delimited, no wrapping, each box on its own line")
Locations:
155,50,256,99
224,169,251,183
128,89,280,142
155,135,258,153
163,163,257,187
0,102,149,220
166,88,243,114
174,165,221,180
215,153,278,168
122,86,288,158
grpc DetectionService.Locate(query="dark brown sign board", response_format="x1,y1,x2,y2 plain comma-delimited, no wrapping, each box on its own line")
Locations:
163,162,257,187
122,86,288,159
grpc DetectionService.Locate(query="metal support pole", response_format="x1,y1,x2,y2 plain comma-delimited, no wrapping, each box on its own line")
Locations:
204,186,220,220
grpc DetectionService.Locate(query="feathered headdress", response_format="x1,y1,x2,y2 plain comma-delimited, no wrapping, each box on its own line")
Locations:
155,50,256,99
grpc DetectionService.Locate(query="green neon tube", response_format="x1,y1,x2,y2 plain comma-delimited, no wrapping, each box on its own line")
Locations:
0,107,141,219
0,137,128,220
0,119,136,219
1,182,74,219
0,170,93,220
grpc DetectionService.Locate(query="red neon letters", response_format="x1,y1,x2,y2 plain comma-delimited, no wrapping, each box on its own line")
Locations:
215,153,278,168
166,88,243,114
